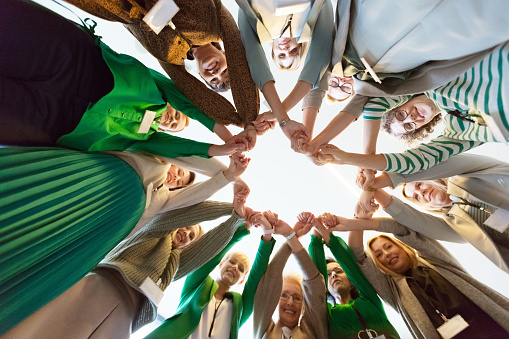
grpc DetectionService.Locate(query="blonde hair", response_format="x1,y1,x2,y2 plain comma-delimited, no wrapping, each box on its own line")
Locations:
283,273,303,290
222,251,251,274
402,179,451,213
271,41,310,71
366,234,434,278
172,224,205,249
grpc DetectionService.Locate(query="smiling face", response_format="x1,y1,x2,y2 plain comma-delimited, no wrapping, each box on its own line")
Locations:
158,104,188,132
326,262,352,297
327,75,354,101
219,253,249,286
278,279,303,329
404,181,453,209
272,38,300,69
164,165,191,189
369,237,413,275
389,96,441,135
172,225,200,249
194,44,229,90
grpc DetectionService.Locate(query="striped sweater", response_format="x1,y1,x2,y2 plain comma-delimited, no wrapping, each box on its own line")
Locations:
362,42,509,173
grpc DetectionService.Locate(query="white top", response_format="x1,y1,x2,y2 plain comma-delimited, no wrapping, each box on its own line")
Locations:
249,0,312,42
349,0,509,73
188,296,233,339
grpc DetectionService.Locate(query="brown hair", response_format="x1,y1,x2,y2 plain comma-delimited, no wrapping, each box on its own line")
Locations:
271,41,310,71
325,258,360,303
381,96,442,144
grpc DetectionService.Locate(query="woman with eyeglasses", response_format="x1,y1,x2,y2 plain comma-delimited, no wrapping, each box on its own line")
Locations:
252,212,328,339
308,214,400,339
353,153,509,274
236,0,334,146
319,215,509,338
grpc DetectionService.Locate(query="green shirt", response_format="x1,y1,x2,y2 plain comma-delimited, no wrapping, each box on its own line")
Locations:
146,227,275,339
57,40,216,158
309,234,399,339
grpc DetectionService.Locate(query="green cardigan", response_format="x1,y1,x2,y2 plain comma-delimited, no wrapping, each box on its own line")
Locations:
57,40,216,159
146,228,275,339
309,234,399,339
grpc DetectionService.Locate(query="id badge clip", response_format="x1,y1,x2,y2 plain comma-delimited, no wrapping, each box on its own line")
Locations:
138,110,157,134
143,0,180,35
484,208,509,232
437,314,469,339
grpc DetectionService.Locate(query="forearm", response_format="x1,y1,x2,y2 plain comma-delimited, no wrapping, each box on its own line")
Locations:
373,189,393,208
373,173,394,189
282,81,313,114
213,123,234,142
362,119,381,154
348,230,364,249
261,81,288,123
286,236,305,253
302,107,319,137
338,152,387,171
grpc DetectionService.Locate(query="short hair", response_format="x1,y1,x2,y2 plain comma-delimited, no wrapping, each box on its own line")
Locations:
271,41,309,71
222,251,251,275
402,179,451,213
168,169,196,191
283,273,303,290
325,258,360,303
366,235,433,278
380,95,443,144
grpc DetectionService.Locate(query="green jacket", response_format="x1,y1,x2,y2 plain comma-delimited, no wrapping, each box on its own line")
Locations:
58,40,216,158
309,234,399,339
146,227,275,339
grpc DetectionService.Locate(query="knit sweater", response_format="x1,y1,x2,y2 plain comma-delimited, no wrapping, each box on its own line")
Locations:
63,0,259,128
253,243,328,339
353,220,509,339
97,201,245,331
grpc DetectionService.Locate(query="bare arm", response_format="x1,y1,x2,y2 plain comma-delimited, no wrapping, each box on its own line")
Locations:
213,123,234,143
282,81,313,114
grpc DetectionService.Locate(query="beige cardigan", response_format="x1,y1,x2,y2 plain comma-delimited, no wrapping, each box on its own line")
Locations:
253,244,328,339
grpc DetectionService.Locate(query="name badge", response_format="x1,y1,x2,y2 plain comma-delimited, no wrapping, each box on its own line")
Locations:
437,314,469,339
139,277,164,306
143,0,180,34
138,110,157,134
484,208,509,232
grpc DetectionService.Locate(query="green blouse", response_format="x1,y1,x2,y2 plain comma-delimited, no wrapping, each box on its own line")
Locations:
57,40,216,158
309,234,399,339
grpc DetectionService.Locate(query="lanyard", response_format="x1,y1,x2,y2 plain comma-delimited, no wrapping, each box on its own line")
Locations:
280,14,294,38
407,275,450,325
451,197,494,215
351,305,378,339
208,294,232,337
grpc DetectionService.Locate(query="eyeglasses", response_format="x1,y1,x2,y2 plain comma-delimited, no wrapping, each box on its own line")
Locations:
327,267,344,276
280,292,303,302
394,110,417,132
329,78,353,95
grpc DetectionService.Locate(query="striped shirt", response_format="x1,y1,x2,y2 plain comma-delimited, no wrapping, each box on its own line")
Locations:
374,41,509,173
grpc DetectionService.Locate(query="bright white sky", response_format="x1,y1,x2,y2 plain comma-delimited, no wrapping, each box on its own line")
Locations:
37,1,509,338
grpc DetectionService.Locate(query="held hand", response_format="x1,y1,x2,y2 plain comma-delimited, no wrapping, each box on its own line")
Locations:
315,151,334,166
357,168,376,190
319,213,338,228
262,210,279,226
273,219,294,237
224,135,249,155
223,154,250,182
294,212,315,238
293,137,318,155
233,183,250,218
238,126,257,150
354,192,379,219
320,144,347,165
253,111,277,136
247,211,272,230
281,120,310,144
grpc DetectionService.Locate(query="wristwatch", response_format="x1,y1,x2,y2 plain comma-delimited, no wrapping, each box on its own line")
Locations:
279,118,290,128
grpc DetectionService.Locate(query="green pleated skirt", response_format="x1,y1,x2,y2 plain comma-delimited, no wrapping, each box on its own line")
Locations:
0,147,146,334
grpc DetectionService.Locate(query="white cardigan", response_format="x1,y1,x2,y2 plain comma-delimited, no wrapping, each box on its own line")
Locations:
111,152,230,237
385,154,509,273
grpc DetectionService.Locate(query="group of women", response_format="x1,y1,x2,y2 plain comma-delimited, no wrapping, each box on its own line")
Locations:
1,0,508,338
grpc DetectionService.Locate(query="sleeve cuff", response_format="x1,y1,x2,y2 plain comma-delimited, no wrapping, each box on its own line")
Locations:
383,196,405,216
386,172,405,188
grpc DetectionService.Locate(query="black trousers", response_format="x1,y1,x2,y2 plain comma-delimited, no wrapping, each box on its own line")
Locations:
0,0,114,146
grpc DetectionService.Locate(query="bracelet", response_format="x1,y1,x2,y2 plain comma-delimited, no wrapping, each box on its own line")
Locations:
365,186,377,192
262,227,274,235
286,231,296,240
279,118,290,128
